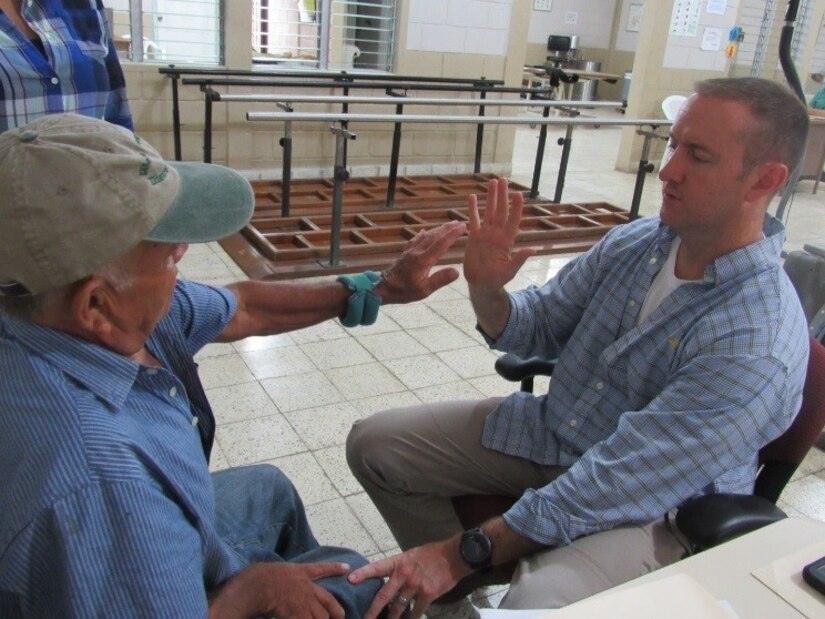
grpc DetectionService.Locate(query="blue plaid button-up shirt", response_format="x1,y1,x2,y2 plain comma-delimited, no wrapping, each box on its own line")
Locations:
485,216,809,547
0,0,132,131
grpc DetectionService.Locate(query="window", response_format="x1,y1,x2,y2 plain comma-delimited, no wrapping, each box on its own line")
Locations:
105,0,222,65
252,0,397,72
735,0,813,78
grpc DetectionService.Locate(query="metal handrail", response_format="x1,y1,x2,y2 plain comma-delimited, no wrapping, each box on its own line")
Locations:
215,93,625,108
160,67,505,161
158,66,504,86
244,110,671,267
190,78,558,166
182,77,539,94
247,112,667,126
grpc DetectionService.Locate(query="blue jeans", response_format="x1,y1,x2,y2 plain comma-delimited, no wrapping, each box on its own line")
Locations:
213,464,382,618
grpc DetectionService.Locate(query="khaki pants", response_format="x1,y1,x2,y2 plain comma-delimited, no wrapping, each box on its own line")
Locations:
346,398,685,609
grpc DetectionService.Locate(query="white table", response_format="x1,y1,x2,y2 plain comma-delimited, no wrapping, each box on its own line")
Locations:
604,517,825,618
481,518,825,618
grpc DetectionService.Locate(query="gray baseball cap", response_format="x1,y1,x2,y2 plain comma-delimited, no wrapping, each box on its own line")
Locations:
0,113,254,296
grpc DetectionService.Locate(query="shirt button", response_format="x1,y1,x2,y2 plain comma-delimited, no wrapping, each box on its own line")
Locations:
595,382,604,390
169,386,177,398
629,300,636,307
191,416,199,427
649,257,658,264
146,368,158,375
50,77,59,85
569,419,577,428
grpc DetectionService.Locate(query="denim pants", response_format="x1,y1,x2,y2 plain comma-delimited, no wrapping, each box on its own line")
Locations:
212,464,382,617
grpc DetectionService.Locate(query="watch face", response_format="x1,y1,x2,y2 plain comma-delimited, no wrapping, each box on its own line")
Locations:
461,529,492,568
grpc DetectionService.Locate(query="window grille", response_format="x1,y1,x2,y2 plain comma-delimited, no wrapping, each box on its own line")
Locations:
252,0,397,72
106,0,222,65
811,13,825,74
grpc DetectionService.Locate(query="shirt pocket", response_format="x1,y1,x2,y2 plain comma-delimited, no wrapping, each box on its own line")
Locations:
61,8,108,60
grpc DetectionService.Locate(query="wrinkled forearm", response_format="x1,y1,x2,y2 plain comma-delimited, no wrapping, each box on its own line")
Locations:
217,280,349,342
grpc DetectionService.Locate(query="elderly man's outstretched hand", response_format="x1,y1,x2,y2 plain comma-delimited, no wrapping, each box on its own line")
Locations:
376,220,466,305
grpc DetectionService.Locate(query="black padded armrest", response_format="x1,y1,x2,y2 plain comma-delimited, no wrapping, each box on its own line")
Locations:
494,354,557,383
675,493,787,552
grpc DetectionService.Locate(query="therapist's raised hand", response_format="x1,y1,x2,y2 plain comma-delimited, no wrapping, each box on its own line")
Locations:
463,178,537,294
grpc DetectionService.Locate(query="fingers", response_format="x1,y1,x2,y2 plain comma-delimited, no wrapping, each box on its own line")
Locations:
348,556,392,584
362,580,403,619
468,193,480,233
313,583,346,619
477,178,523,234
482,179,497,226
426,220,468,256
387,591,414,619
403,220,465,261
351,555,417,619
510,247,540,272
494,177,510,227
424,266,460,294
505,189,525,239
302,562,351,581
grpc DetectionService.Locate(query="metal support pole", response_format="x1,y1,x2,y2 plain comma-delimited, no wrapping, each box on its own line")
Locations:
386,102,404,209
474,91,487,173
553,125,575,203
128,0,143,62
169,67,182,161
775,0,805,224
328,126,357,268
278,103,294,217
203,88,214,163
342,86,350,167
630,130,658,219
530,106,552,199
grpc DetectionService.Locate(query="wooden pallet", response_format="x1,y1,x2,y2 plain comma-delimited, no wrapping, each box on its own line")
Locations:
221,174,630,280
251,173,523,216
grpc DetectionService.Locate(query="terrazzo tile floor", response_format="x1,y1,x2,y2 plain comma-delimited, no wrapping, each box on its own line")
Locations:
180,107,825,612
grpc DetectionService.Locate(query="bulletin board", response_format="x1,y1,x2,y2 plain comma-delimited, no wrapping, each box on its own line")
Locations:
664,0,734,71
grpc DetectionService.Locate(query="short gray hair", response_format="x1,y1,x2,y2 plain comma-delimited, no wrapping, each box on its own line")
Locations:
695,78,809,172
0,291,57,322
0,257,136,323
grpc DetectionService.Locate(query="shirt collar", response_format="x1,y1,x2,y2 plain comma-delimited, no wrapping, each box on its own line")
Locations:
656,215,784,284
0,314,139,409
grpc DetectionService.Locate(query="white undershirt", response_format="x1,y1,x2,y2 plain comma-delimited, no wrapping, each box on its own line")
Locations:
637,237,700,324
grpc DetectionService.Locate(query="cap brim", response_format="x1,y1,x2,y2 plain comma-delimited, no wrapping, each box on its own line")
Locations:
146,162,254,243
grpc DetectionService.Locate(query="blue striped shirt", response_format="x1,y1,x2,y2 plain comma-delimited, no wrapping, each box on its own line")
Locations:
0,281,246,617
0,0,132,131
485,216,809,547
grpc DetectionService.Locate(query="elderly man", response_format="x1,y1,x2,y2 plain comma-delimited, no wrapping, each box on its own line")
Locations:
0,113,466,617
347,77,810,617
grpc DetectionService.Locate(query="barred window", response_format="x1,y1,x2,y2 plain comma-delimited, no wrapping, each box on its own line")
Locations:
252,0,397,72
105,0,222,65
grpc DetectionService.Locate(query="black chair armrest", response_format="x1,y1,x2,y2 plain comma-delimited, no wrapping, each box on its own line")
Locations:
675,493,787,552
494,354,557,383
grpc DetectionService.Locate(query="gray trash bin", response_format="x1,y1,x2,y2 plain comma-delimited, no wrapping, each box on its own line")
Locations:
566,60,601,101
622,70,632,104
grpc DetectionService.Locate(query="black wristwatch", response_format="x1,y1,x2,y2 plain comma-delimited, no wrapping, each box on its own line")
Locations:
459,527,493,570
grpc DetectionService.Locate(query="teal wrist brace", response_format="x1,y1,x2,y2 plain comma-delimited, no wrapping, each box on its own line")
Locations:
336,271,383,327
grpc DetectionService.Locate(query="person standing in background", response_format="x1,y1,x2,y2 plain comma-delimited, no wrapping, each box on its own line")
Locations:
808,72,825,118
0,0,132,130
